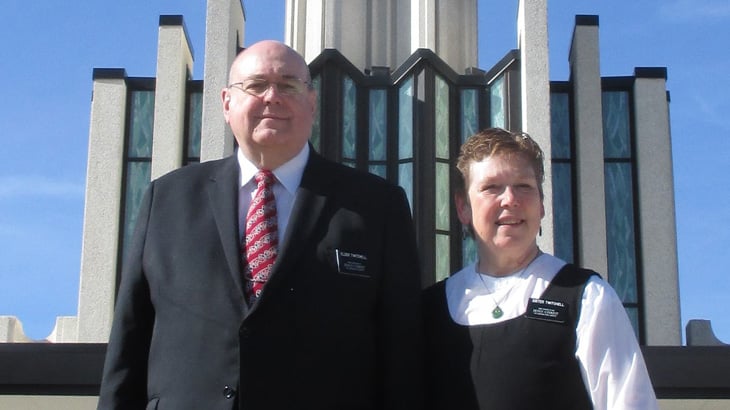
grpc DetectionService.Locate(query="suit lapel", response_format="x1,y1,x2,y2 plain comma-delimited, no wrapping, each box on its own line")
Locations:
206,156,246,300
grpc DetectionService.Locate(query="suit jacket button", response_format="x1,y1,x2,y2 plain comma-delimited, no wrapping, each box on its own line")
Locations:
223,385,237,399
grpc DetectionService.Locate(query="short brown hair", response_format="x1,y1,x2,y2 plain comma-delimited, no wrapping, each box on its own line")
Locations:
455,128,545,198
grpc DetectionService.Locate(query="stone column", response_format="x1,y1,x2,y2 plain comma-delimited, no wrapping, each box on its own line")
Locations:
150,16,194,179
569,15,608,275
634,67,681,345
200,0,245,161
72,69,128,342
518,0,554,254
286,0,476,73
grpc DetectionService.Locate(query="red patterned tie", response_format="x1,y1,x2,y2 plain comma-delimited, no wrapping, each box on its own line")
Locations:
243,170,278,305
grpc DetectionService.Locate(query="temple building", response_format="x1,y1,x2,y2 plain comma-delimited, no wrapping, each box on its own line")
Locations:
70,0,679,346
3,1,728,409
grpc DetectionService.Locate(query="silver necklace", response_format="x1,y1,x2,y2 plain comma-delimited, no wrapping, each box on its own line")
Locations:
476,250,543,319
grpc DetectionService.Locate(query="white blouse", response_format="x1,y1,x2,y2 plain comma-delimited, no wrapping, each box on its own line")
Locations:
445,253,658,410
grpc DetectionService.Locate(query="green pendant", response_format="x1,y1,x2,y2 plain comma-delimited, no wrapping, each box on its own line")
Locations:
492,306,503,319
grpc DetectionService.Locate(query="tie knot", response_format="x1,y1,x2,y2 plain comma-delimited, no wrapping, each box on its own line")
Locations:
255,170,275,187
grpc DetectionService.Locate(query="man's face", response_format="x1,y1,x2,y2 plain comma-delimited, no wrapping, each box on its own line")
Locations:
222,42,316,168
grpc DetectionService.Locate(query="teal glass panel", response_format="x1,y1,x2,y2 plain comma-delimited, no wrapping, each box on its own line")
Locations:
398,162,414,211
462,234,477,268
310,76,321,152
461,89,479,143
187,91,202,159
128,90,155,157
369,89,387,161
626,307,640,339
552,163,574,263
368,164,387,178
342,76,357,160
602,91,631,158
398,77,414,159
458,89,479,268
604,162,638,303
551,92,571,159
435,75,450,159
122,161,151,257
436,234,450,281
436,162,450,231
490,76,505,129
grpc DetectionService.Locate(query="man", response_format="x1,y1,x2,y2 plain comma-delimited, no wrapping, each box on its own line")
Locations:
97,40,423,410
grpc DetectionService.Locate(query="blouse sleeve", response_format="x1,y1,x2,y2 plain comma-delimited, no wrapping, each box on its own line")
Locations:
575,276,659,410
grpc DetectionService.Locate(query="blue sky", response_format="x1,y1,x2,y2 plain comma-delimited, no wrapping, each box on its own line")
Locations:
1,1,728,343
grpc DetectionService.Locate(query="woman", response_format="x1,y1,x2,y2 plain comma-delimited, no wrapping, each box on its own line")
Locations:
423,128,657,409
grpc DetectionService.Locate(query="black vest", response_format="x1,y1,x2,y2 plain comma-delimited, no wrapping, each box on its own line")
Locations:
423,264,596,410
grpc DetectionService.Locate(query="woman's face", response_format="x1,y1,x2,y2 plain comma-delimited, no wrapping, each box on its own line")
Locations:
456,153,544,264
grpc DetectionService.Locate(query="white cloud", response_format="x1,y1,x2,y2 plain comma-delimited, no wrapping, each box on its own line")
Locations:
0,175,84,199
659,0,730,22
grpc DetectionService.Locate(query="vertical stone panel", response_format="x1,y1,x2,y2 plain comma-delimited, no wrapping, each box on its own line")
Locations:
568,16,607,274
151,17,194,179
634,70,681,345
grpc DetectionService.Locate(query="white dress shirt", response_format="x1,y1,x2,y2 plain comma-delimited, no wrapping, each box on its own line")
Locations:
237,145,309,241
445,252,658,410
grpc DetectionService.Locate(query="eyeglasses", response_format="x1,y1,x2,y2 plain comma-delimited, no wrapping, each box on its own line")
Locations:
227,77,312,97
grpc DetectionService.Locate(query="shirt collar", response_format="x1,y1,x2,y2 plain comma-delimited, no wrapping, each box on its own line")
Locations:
237,144,309,195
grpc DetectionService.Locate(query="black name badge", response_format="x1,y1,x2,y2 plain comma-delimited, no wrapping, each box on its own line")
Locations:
335,249,369,277
525,298,568,324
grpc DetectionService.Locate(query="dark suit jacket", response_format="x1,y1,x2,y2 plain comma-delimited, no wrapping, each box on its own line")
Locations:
97,149,424,410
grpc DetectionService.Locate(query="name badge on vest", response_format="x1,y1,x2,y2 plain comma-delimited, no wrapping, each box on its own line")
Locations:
525,298,568,324
335,249,369,277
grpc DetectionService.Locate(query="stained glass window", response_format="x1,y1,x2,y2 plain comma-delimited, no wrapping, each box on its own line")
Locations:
550,91,574,263
342,76,357,167
121,89,154,258
602,90,640,337
398,77,415,209
310,76,322,152
490,75,505,128
185,89,202,163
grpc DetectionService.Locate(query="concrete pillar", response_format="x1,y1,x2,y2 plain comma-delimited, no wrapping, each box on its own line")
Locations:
73,69,128,342
287,0,323,64
686,319,728,346
368,0,399,71
568,15,608,275
287,0,369,69
48,316,78,343
286,0,476,73
434,0,477,73
0,316,32,342
634,67,681,345
285,0,308,55
518,0,553,254
151,16,194,179
327,1,368,69
200,0,245,161
410,0,437,55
